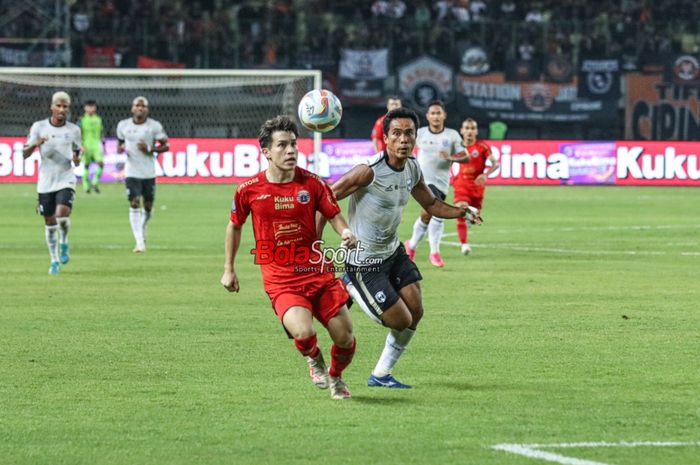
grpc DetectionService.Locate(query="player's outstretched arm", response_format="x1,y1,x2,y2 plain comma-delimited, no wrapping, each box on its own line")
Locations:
331,164,374,201
412,176,469,220
327,213,357,248
221,220,242,293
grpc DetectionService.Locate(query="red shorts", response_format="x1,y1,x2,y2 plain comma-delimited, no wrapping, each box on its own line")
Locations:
454,185,485,210
267,277,349,326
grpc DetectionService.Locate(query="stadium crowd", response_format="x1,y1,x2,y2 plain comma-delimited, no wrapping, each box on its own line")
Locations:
3,0,700,70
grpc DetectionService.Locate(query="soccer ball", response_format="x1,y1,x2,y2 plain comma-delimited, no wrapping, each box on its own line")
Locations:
297,89,343,133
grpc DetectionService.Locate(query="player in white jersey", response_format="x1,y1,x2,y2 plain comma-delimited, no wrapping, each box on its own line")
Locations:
404,100,463,268
116,96,169,253
328,107,476,389
23,91,82,275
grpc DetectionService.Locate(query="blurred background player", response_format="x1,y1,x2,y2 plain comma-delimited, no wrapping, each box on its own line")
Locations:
371,96,402,153
330,107,474,389
22,91,82,274
116,96,169,253
221,116,357,400
79,100,104,194
452,118,500,255
404,101,463,268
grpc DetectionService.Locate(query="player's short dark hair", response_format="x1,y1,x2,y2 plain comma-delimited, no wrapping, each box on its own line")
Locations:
426,100,445,111
258,115,299,149
383,107,419,135
84,100,97,106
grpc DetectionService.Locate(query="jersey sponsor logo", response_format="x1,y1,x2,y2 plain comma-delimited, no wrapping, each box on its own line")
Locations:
273,221,302,241
374,290,387,304
239,177,260,189
296,190,310,204
253,194,271,201
274,195,295,210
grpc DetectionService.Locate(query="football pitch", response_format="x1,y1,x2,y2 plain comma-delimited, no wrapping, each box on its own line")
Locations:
1,183,699,465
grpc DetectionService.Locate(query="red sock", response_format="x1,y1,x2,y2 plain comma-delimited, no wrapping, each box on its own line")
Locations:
294,334,320,359
457,217,468,244
329,338,356,378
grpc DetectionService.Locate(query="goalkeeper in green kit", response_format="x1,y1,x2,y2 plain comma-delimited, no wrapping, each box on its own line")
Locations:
79,100,104,193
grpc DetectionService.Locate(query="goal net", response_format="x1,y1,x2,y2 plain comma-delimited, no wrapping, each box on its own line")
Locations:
0,68,322,149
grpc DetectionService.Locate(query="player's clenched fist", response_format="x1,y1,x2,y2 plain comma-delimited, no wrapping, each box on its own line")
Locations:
220,270,240,293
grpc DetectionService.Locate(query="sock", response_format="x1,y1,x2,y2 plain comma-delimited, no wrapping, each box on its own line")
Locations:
45,224,59,263
428,218,444,254
142,209,152,240
294,334,320,359
457,217,468,244
57,217,70,245
92,165,103,186
329,338,356,378
372,328,416,378
408,217,428,249
83,167,90,190
129,207,144,245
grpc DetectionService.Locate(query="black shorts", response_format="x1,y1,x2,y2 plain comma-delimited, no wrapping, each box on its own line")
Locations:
125,177,156,202
343,243,422,323
37,188,75,217
428,184,446,201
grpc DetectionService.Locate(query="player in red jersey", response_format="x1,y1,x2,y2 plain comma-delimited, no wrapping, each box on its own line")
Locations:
220,116,357,400
371,96,402,153
451,118,500,255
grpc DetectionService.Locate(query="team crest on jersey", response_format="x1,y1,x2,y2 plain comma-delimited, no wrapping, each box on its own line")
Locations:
374,290,387,304
297,190,310,204
472,149,479,158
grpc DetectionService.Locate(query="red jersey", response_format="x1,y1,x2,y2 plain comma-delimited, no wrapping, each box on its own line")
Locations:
371,115,386,152
454,139,492,187
230,167,341,289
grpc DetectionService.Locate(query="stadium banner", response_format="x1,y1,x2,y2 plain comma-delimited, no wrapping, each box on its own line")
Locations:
578,58,621,99
397,55,455,111
0,44,67,67
625,73,700,140
456,72,617,123
663,54,700,86
1,137,697,186
338,48,388,105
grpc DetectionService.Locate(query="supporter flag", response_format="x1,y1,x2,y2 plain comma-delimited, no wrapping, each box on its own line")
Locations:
543,54,573,83
137,55,185,69
664,54,700,85
397,55,454,111
505,59,539,82
84,47,116,67
338,48,389,105
578,58,621,99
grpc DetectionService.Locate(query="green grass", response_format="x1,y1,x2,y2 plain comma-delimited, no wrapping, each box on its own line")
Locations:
1,183,699,465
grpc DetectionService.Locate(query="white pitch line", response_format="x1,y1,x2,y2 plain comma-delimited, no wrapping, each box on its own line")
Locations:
491,444,609,465
491,440,700,465
441,224,700,235
440,240,700,257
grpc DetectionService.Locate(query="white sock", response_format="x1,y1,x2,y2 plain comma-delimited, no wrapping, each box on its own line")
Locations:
428,218,444,254
372,328,416,378
57,217,71,245
408,217,428,249
45,224,59,263
142,209,151,241
129,207,144,245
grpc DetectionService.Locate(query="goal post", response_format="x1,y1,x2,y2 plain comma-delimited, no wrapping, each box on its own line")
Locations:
0,67,323,155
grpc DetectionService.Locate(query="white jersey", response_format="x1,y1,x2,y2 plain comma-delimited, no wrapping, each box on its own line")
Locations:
416,126,462,194
116,118,167,179
26,119,81,194
347,152,423,265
